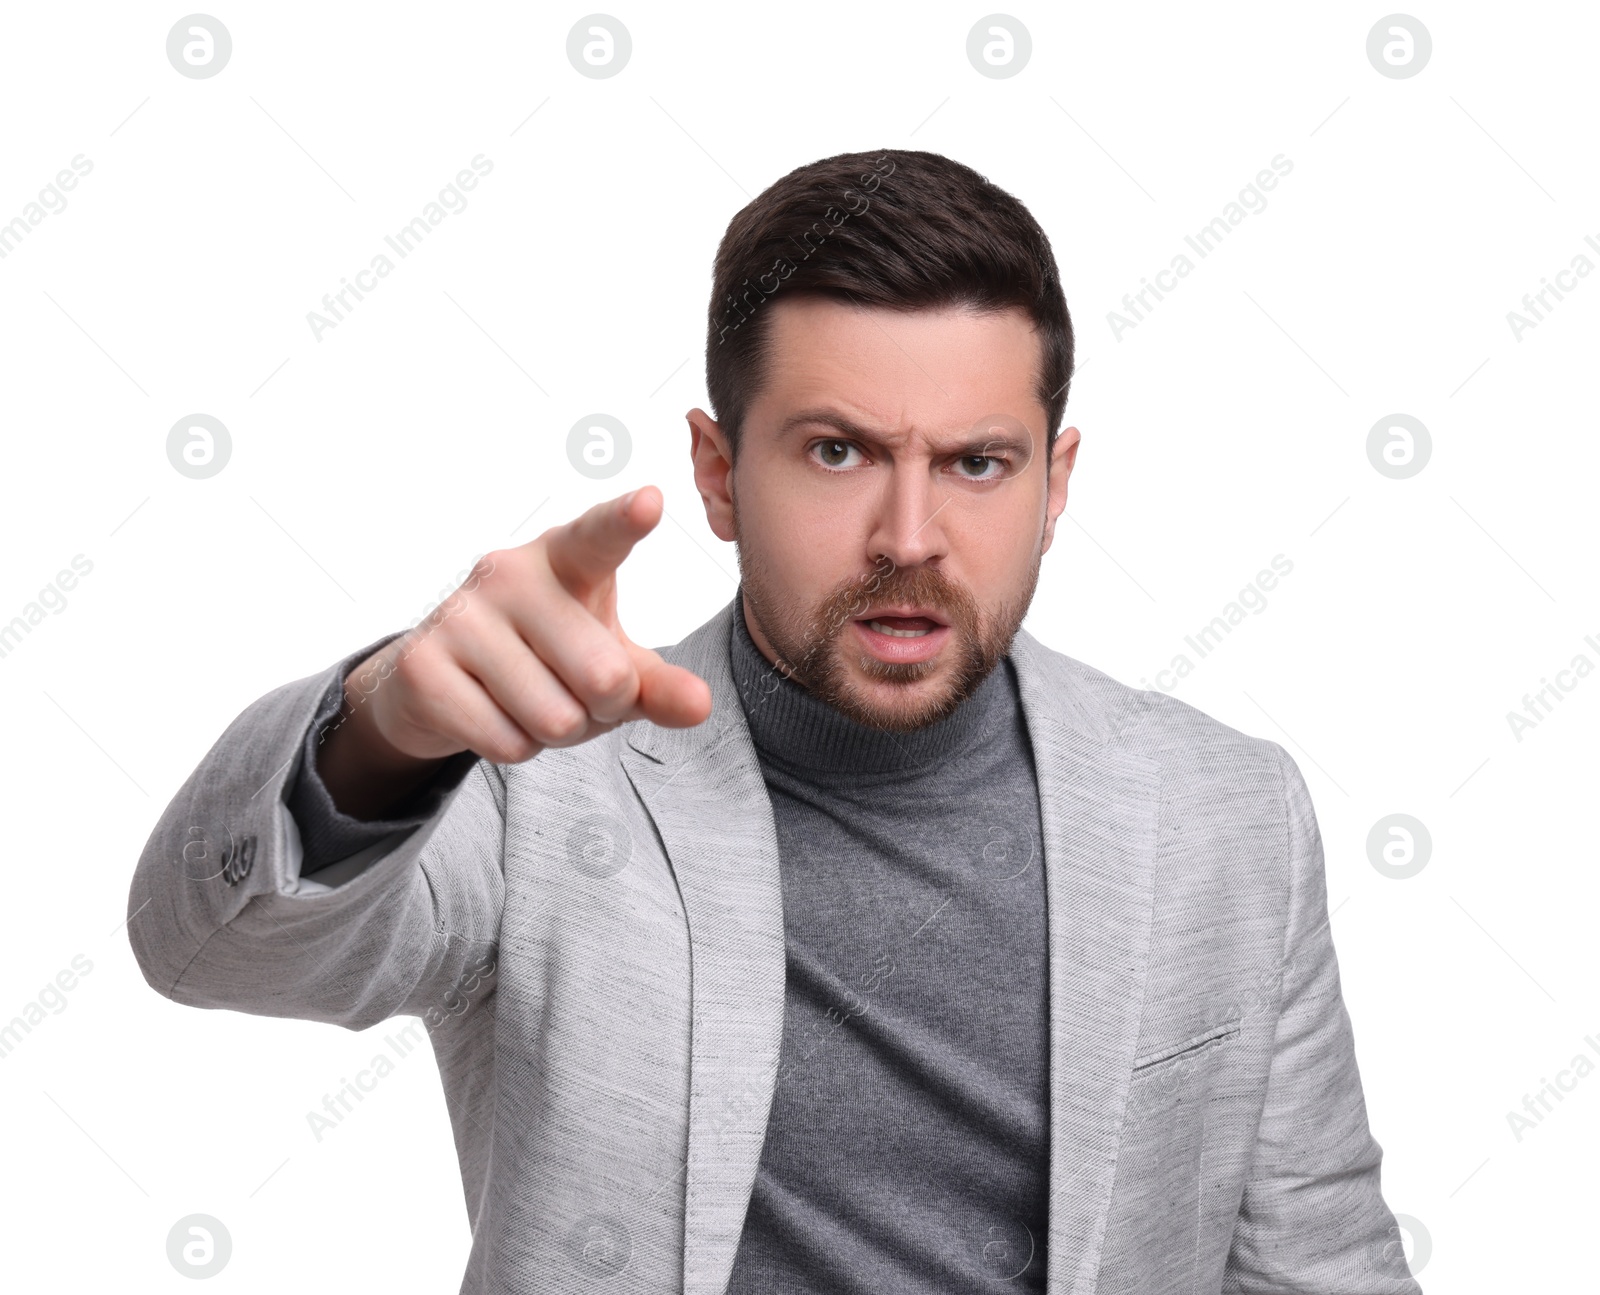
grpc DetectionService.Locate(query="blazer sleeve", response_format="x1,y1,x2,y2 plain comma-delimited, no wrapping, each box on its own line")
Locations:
1221,744,1422,1294
125,631,506,1033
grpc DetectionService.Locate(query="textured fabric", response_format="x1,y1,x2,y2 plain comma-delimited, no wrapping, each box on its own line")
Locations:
126,592,1422,1295
721,607,1050,1293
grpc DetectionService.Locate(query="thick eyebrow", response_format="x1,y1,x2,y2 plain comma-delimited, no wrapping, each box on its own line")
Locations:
777,408,880,443
778,408,1036,459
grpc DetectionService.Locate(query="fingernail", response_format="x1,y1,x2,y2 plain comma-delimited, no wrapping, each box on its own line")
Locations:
620,489,638,510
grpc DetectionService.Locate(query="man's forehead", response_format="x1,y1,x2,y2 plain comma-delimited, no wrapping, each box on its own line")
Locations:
752,297,1046,437
762,293,1037,356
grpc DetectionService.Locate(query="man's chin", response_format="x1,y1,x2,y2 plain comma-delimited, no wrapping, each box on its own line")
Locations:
811,647,975,732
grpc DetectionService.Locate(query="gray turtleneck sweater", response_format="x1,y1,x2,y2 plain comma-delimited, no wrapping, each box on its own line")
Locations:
285,599,1051,1292
721,604,1049,1293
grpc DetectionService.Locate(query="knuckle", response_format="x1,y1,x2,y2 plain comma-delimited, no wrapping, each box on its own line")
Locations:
389,641,439,694
536,703,589,745
466,547,522,600
581,654,634,702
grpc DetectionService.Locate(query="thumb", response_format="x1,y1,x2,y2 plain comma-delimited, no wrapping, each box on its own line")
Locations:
624,638,713,728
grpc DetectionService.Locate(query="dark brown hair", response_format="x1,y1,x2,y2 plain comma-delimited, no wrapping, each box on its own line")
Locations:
705,148,1073,460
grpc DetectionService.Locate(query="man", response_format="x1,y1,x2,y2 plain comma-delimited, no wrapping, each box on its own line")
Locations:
128,149,1421,1294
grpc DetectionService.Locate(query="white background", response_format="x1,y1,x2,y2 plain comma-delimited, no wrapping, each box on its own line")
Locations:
1,1,1594,1289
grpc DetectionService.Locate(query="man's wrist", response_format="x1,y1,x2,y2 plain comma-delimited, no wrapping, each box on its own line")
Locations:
316,685,456,821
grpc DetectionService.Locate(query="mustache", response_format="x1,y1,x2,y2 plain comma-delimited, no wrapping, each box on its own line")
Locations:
813,563,981,640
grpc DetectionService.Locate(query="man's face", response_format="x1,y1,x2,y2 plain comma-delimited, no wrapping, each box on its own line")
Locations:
689,294,1078,731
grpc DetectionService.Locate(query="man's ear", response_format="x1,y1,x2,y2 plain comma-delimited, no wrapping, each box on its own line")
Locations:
688,408,737,542
1039,425,1080,555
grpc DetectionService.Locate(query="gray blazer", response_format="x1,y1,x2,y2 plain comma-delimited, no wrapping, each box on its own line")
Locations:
127,597,1421,1294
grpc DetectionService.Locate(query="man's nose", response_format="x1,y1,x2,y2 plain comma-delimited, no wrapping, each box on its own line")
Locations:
864,468,951,570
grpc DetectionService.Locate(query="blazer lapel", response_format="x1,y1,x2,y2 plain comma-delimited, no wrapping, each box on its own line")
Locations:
621,598,787,1295
1009,629,1162,1295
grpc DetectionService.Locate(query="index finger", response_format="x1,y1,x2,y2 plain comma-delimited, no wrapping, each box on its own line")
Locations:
543,485,663,594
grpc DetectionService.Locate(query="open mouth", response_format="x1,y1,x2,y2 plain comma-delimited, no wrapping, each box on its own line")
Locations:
851,611,950,664
863,616,941,639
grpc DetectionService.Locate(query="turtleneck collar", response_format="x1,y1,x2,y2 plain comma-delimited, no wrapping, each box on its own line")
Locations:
727,591,1015,781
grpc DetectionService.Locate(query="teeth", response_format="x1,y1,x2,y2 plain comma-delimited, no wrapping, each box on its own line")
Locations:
868,619,932,639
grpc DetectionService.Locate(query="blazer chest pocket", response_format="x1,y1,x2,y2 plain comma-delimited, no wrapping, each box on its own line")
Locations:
1131,1019,1241,1073
1125,1019,1241,1125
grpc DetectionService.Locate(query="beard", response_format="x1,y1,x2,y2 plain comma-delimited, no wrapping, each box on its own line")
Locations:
735,528,1043,733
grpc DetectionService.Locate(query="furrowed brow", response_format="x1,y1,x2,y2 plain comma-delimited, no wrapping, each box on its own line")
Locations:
950,430,1035,459
777,409,884,443
778,408,1036,459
